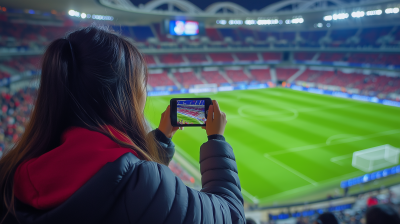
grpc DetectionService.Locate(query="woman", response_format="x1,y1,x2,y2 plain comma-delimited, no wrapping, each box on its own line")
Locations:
0,26,244,224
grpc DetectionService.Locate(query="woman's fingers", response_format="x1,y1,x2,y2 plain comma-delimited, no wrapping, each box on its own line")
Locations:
212,100,221,116
208,104,214,122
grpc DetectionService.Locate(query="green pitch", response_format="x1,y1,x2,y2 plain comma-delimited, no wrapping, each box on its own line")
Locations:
177,113,203,124
144,88,400,205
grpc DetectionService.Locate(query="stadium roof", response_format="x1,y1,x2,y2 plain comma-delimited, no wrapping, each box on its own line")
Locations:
1,0,399,25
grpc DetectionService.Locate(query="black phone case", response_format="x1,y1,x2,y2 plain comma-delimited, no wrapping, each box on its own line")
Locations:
170,98,212,127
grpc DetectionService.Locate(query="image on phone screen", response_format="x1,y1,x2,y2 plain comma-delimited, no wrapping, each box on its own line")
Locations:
177,100,206,125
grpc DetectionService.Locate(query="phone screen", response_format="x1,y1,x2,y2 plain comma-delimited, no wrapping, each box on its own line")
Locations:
177,100,207,125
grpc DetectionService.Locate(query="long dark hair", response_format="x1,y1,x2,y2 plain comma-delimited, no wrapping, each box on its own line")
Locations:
0,26,163,221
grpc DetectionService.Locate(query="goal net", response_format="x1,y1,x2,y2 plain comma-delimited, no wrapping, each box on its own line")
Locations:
352,144,400,172
188,83,218,95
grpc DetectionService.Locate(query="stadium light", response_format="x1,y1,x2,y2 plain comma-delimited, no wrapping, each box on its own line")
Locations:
81,13,87,19
385,7,399,14
216,20,226,25
366,9,382,16
285,19,291,24
257,19,279,25
323,15,332,21
92,14,114,21
351,11,365,18
332,13,349,20
244,20,256,25
68,10,80,17
228,20,243,25
291,17,304,24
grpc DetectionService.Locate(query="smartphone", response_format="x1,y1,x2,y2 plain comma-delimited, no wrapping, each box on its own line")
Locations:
170,98,212,127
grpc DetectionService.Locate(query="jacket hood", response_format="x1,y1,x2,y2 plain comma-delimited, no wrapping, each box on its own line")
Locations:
14,126,138,210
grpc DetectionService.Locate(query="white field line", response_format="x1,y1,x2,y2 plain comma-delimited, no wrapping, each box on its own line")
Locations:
326,134,357,145
269,129,400,156
178,113,202,124
330,154,353,166
264,153,319,186
231,102,360,120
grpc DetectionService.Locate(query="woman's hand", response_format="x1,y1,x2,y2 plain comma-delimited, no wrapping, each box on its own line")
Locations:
158,105,183,138
202,100,227,136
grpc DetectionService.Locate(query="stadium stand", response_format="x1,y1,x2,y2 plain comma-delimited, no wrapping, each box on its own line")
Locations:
330,28,358,47
159,53,184,64
294,52,316,61
205,28,223,41
318,52,345,62
144,54,157,65
147,70,175,87
209,53,234,62
225,69,250,83
250,68,272,82
235,53,259,61
173,70,203,87
201,70,228,85
131,26,155,42
276,68,298,81
185,53,208,63
262,52,281,61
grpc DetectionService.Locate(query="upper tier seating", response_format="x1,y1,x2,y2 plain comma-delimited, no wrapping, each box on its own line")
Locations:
111,26,132,38
131,26,155,42
275,68,298,81
148,71,174,87
218,28,240,41
294,52,316,61
225,69,249,83
159,54,184,64
237,28,256,41
173,71,203,87
209,53,234,62
359,26,392,47
144,55,156,65
380,54,400,66
185,54,208,63
330,28,358,46
236,53,259,61
300,30,326,47
201,70,228,85
0,71,10,80
250,69,271,82
318,53,345,62
205,28,223,41
2,56,41,72
347,53,381,65
262,52,281,60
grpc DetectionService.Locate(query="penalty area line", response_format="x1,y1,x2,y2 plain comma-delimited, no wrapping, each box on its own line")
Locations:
264,153,318,186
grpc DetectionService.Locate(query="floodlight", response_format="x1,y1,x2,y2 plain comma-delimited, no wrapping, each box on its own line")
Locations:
81,13,86,19
324,15,332,21
351,11,365,18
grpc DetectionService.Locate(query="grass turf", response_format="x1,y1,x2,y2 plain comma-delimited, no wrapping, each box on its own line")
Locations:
177,113,203,124
144,88,400,205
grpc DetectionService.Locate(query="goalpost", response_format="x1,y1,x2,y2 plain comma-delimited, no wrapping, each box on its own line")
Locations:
352,144,400,172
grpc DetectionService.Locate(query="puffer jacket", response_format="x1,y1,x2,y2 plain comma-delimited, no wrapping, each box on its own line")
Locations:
5,127,245,224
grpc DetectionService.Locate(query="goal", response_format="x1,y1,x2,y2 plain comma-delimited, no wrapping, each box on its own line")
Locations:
188,83,218,94
352,144,400,172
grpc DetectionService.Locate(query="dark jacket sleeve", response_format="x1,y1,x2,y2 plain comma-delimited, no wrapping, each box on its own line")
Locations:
150,128,175,165
123,138,245,224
